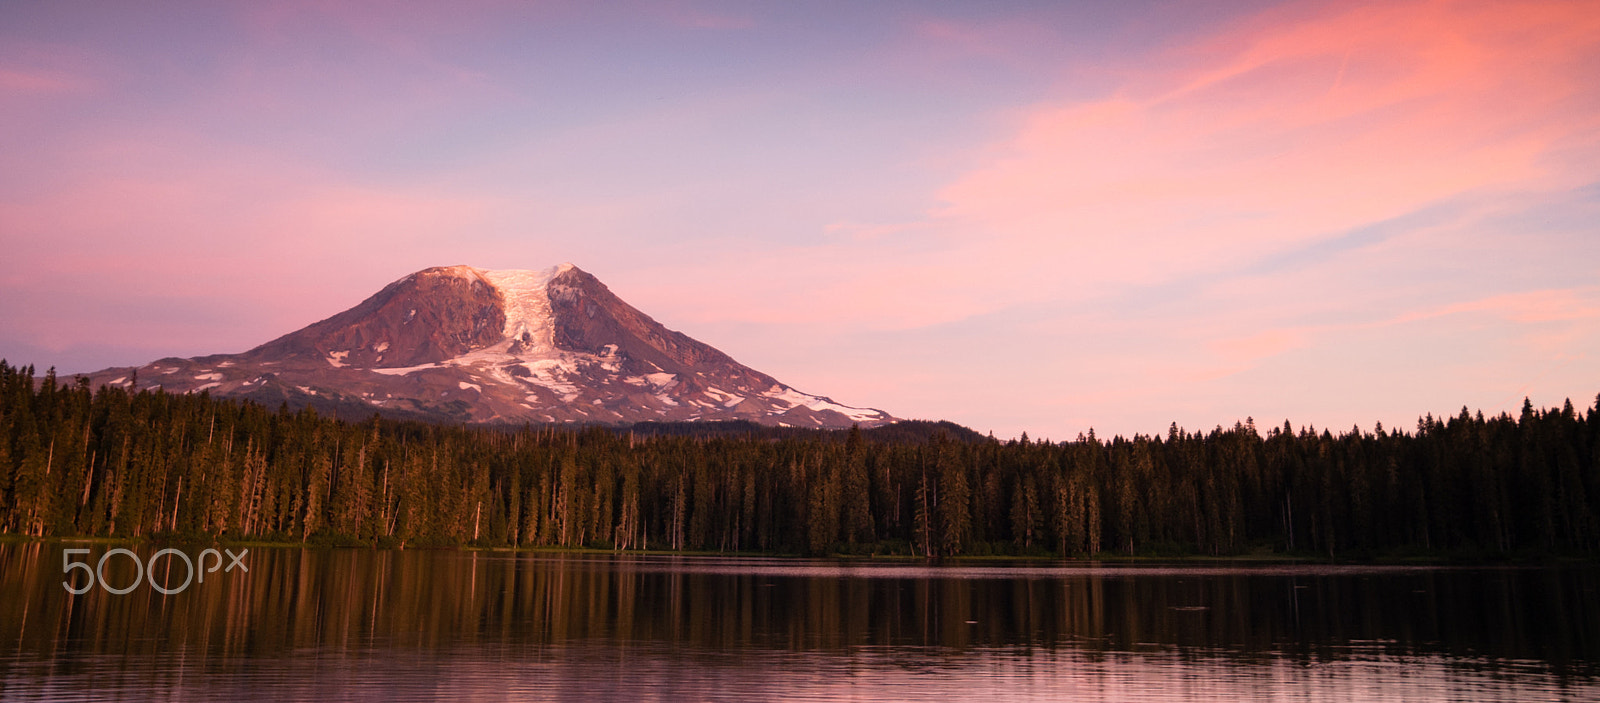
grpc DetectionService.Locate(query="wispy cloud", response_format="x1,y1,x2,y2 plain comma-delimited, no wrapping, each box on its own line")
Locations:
934,0,1599,296
666,1,1599,333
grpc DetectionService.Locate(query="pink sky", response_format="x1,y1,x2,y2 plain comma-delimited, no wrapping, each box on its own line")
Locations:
3,0,1597,438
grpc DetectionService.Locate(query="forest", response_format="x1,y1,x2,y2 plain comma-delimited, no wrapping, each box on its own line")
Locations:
3,360,1598,559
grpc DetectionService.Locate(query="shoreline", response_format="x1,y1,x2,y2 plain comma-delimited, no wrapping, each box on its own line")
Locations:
5,533,1592,567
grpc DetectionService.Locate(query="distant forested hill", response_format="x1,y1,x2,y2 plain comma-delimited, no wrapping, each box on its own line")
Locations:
3,361,1597,558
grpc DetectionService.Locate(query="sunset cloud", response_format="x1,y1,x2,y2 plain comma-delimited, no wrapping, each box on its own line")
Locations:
659,1,1599,331
932,0,1599,297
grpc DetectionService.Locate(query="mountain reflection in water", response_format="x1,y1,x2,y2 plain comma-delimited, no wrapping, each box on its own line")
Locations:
3,545,1597,701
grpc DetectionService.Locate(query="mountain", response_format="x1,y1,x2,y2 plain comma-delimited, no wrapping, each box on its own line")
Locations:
75,264,896,428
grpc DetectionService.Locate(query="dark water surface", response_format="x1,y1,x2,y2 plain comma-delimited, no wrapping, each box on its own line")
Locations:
3,543,1598,701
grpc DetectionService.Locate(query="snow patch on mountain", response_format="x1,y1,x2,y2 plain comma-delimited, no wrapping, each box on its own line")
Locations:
474,265,570,352
372,363,438,376
763,385,887,423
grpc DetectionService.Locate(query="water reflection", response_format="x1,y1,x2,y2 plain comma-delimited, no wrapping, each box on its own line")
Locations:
2,544,1597,701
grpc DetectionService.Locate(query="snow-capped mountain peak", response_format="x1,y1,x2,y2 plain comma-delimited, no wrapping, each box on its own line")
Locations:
76,264,897,429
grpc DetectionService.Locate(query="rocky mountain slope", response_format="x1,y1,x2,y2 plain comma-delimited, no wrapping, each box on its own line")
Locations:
76,264,896,428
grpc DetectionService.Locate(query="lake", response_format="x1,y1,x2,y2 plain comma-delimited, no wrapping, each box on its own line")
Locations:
3,543,1598,701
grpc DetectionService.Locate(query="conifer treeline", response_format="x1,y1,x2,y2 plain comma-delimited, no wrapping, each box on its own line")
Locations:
3,361,1598,557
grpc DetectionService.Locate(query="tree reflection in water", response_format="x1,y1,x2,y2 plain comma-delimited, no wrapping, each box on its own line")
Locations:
3,545,1597,702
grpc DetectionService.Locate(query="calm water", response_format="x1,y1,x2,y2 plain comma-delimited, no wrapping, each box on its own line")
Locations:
2,544,1598,701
